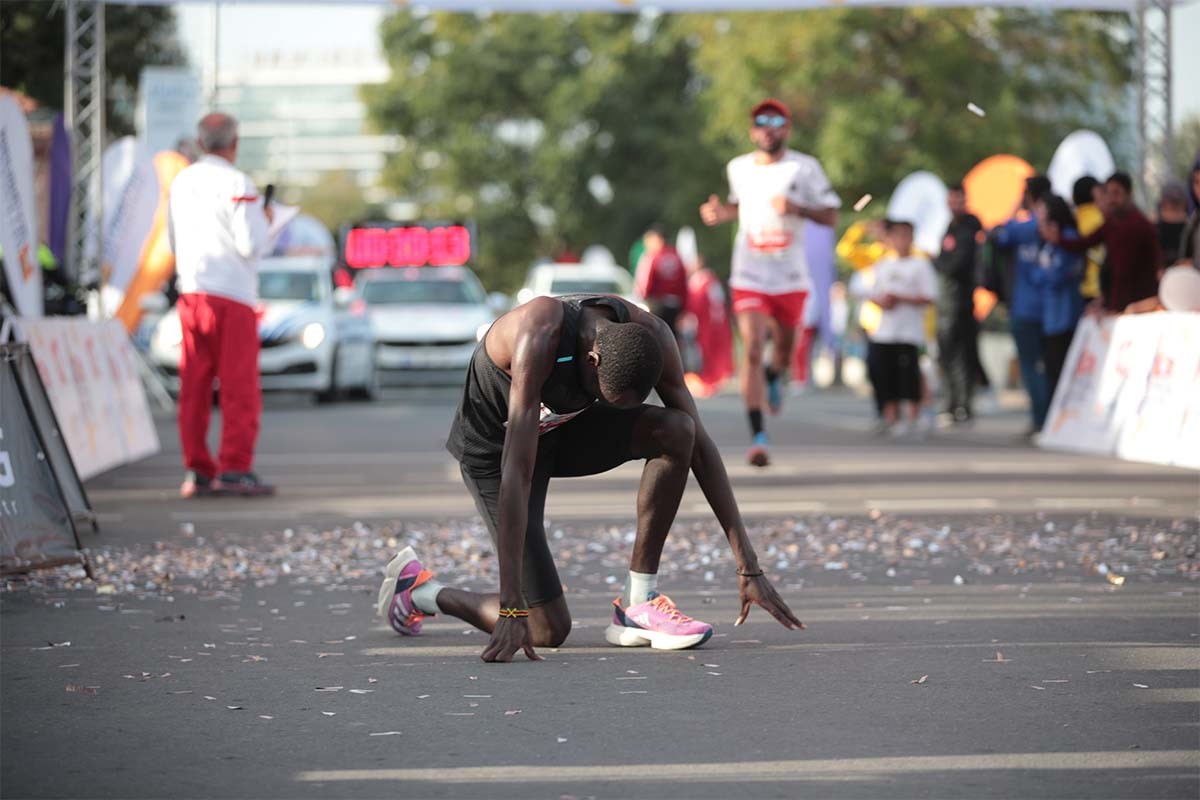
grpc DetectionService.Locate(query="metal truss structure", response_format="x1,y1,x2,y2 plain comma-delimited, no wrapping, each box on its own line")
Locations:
1135,0,1175,202
64,0,105,284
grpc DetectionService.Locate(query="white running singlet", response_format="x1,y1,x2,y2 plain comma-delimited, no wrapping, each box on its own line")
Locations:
726,149,840,295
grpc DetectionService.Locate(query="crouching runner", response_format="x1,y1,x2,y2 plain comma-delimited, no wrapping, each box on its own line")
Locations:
377,293,804,662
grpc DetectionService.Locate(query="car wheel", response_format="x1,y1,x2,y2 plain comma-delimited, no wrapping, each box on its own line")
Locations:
315,348,340,404
348,359,379,401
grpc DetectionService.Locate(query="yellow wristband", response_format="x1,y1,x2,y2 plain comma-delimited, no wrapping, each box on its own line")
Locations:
497,607,530,619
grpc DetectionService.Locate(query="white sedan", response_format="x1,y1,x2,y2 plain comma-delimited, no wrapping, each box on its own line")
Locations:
359,266,505,385
515,261,644,308
150,256,377,401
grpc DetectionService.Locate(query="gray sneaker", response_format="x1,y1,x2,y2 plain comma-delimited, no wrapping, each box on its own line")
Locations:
213,471,276,497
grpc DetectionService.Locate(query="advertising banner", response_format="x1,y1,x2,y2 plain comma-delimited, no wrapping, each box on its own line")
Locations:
1041,313,1200,469
0,94,42,317
97,138,160,317
0,346,83,574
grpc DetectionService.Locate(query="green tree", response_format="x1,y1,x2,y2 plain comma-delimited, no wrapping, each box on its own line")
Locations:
683,8,1133,205
0,1,182,135
364,11,724,291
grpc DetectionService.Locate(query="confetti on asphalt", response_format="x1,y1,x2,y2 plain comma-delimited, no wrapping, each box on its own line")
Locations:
58,664,79,668
349,689,375,695
203,696,216,701
169,691,193,695
1029,686,1046,691
5,516,1195,603
619,691,648,695
1133,683,1150,689
1043,679,1069,684
557,737,568,743
911,675,928,685
226,706,244,710
703,664,719,668
1086,670,1112,674
706,672,723,676
967,102,986,117
446,712,475,716
321,712,337,716
853,194,873,212
464,694,491,698
315,687,343,692
984,651,1010,663
505,710,522,716
65,684,98,694
370,731,403,736
316,653,343,659
367,678,378,684
258,715,273,720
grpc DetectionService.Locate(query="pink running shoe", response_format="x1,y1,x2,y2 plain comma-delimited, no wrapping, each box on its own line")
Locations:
375,546,435,636
605,592,713,650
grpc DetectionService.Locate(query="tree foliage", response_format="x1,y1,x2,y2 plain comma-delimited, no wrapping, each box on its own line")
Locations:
0,1,183,135
365,8,1133,291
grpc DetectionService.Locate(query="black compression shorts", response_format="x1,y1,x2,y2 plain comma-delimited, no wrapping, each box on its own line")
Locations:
458,403,652,608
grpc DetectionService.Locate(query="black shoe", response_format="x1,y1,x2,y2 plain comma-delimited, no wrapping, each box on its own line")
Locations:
213,471,276,497
180,470,215,499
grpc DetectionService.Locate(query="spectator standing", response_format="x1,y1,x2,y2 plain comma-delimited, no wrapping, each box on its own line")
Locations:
680,254,735,398
994,175,1051,435
1053,171,1160,313
633,225,688,334
869,220,938,439
1071,176,1105,301
700,98,839,466
1033,195,1085,402
168,112,275,498
933,182,983,425
1156,181,1190,270
1181,159,1200,270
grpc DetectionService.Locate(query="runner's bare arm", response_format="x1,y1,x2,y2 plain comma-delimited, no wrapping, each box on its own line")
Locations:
771,196,837,227
644,313,804,630
700,194,738,226
482,303,559,662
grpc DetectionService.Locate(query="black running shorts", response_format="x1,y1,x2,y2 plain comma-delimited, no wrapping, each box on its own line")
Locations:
458,404,652,608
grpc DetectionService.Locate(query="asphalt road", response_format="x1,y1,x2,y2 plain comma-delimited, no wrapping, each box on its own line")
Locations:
2,386,1198,799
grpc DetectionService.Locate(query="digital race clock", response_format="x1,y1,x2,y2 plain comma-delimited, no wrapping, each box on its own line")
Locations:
340,222,474,269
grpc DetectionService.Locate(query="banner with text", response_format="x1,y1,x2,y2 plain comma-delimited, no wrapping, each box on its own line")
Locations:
14,318,160,480
1040,312,1200,469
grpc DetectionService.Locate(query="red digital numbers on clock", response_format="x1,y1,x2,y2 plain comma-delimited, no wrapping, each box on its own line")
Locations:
344,225,472,268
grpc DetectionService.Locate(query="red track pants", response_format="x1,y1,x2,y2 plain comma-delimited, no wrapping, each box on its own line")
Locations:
177,293,261,476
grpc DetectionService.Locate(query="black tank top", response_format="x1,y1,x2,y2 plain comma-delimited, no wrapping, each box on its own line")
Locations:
445,294,630,471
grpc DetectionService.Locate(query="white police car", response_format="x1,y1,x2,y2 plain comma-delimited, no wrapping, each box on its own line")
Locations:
150,256,377,402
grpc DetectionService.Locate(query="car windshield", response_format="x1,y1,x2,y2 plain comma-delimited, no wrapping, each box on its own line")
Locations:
362,277,484,305
549,278,626,295
259,271,321,302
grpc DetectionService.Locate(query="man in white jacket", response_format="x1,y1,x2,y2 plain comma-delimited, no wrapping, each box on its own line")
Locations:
168,112,274,497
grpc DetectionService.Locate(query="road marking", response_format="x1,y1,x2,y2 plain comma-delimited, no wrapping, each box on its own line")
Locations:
863,498,999,511
1033,497,1166,509
297,750,1200,784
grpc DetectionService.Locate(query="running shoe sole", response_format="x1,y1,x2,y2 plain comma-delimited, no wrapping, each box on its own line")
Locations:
376,546,419,624
747,445,769,468
604,623,712,650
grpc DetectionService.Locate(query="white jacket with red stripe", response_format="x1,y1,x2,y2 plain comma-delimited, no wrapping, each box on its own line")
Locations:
168,154,270,308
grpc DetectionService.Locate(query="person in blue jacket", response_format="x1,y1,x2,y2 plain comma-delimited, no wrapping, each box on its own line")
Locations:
993,174,1051,434
1033,194,1085,403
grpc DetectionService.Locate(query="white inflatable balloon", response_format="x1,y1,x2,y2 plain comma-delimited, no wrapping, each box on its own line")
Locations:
1048,130,1115,201
1158,265,1200,312
887,171,951,256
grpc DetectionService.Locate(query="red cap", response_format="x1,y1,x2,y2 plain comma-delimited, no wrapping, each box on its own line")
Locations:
750,98,790,121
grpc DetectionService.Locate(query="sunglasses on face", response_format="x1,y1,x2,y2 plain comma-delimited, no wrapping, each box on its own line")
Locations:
753,114,788,129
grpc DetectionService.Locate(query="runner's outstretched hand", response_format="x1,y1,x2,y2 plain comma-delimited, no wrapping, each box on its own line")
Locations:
736,574,805,630
481,617,542,663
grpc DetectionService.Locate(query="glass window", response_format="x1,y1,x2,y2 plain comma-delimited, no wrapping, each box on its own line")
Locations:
259,271,321,302
549,278,626,295
362,277,484,305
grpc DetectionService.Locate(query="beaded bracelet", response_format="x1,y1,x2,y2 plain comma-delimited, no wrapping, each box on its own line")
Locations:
497,607,530,619
737,569,764,577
